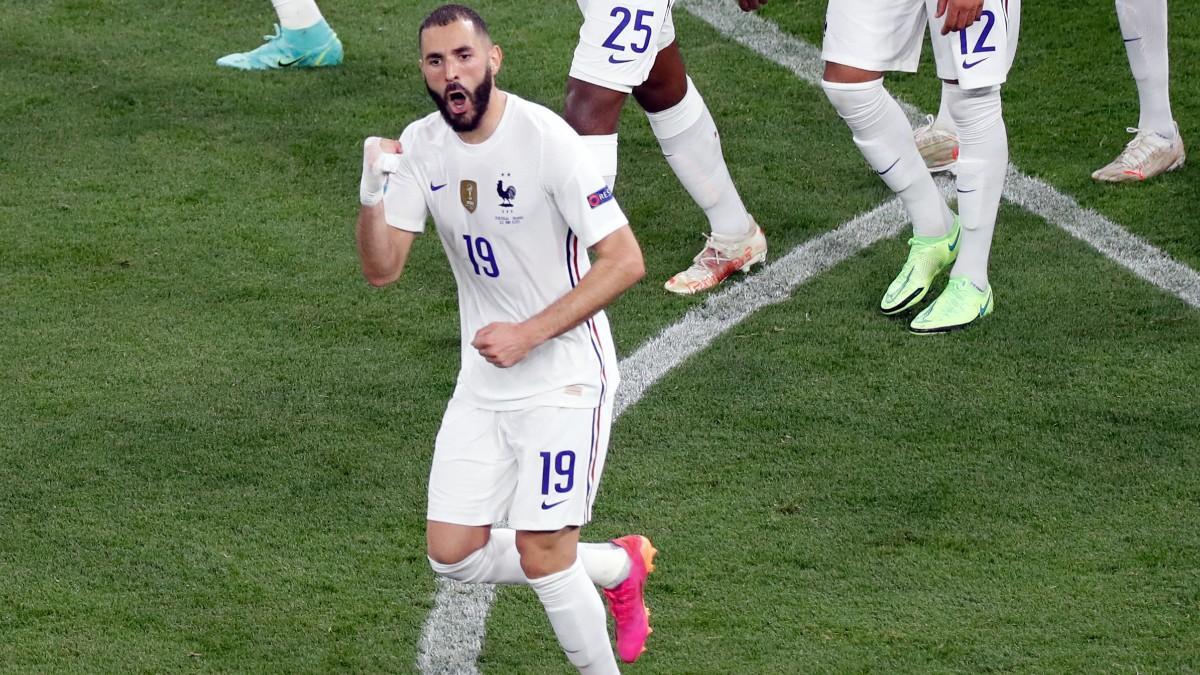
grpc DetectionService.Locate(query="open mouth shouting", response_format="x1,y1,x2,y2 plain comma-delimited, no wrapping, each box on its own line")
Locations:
446,85,470,116
428,70,493,133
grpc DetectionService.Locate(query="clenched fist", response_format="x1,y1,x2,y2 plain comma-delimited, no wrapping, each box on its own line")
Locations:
360,136,404,207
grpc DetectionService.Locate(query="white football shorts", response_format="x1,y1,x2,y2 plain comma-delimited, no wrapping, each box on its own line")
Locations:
570,0,677,93
427,397,613,531
822,0,1020,89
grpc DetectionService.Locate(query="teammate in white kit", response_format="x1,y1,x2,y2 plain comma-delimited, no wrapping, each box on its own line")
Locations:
821,0,1021,333
355,6,656,671
566,0,769,295
1092,0,1185,182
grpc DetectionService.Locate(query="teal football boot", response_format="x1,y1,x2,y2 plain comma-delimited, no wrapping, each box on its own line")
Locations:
217,21,343,70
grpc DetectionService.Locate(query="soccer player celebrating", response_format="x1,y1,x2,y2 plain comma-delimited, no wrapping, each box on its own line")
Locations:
217,0,343,70
564,0,769,295
1092,0,1186,182
821,0,1020,333
356,5,655,670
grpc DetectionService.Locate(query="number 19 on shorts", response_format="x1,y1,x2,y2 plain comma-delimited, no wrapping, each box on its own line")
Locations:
539,450,576,508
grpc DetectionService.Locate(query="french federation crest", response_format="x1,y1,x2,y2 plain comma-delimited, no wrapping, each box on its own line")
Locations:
460,180,477,213
496,179,516,208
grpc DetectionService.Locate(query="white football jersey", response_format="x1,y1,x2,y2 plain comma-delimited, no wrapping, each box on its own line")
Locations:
382,94,628,411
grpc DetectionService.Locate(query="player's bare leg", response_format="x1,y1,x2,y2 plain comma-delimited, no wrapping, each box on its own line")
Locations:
426,521,500,578
564,78,626,188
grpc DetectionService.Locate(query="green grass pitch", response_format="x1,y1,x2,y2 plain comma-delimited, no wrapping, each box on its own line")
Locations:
1,0,1197,672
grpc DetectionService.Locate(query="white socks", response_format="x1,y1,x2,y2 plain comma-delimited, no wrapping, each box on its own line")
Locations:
580,78,753,239
822,77,954,238
945,83,1007,290
429,532,627,673
646,77,754,238
581,133,619,191
933,81,957,133
428,529,630,588
529,559,620,674
579,542,632,589
272,0,324,30
1116,0,1174,138
427,529,527,584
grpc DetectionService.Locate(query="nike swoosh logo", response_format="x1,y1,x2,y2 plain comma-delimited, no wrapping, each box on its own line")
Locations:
607,55,635,64
956,188,977,194
948,228,961,252
431,183,447,192
962,58,989,69
876,157,901,175
1123,36,1142,43
540,499,568,510
277,57,303,67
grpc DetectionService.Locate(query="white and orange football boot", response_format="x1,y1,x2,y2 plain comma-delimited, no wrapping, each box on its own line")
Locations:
663,220,767,295
913,114,959,174
1092,123,1186,183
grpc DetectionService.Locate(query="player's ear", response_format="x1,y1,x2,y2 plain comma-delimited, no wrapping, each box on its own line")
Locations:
489,44,503,77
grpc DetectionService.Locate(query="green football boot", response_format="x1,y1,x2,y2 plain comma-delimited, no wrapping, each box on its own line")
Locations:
909,277,993,334
879,216,961,315
217,21,343,71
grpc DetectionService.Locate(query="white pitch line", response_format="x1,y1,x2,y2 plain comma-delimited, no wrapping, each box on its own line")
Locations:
681,0,1200,309
418,4,1200,672
416,578,495,675
1001,168,1200,309
616,193,918,416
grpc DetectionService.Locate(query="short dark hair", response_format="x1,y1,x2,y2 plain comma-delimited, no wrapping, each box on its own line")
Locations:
418,4,492,45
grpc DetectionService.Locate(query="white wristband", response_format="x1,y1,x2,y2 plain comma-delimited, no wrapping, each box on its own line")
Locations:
359,137,402,206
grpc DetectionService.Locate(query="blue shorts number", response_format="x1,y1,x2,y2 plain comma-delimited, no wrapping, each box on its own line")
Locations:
959,10,997,56
539,450,576,495
601,7,655,54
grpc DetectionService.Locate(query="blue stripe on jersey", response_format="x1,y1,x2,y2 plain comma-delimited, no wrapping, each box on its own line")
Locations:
565,229,608,512
585,404,600,517
565,229,578,288
565,230,608,394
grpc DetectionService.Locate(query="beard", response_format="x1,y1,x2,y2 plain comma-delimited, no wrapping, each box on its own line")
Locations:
427,68,494,133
